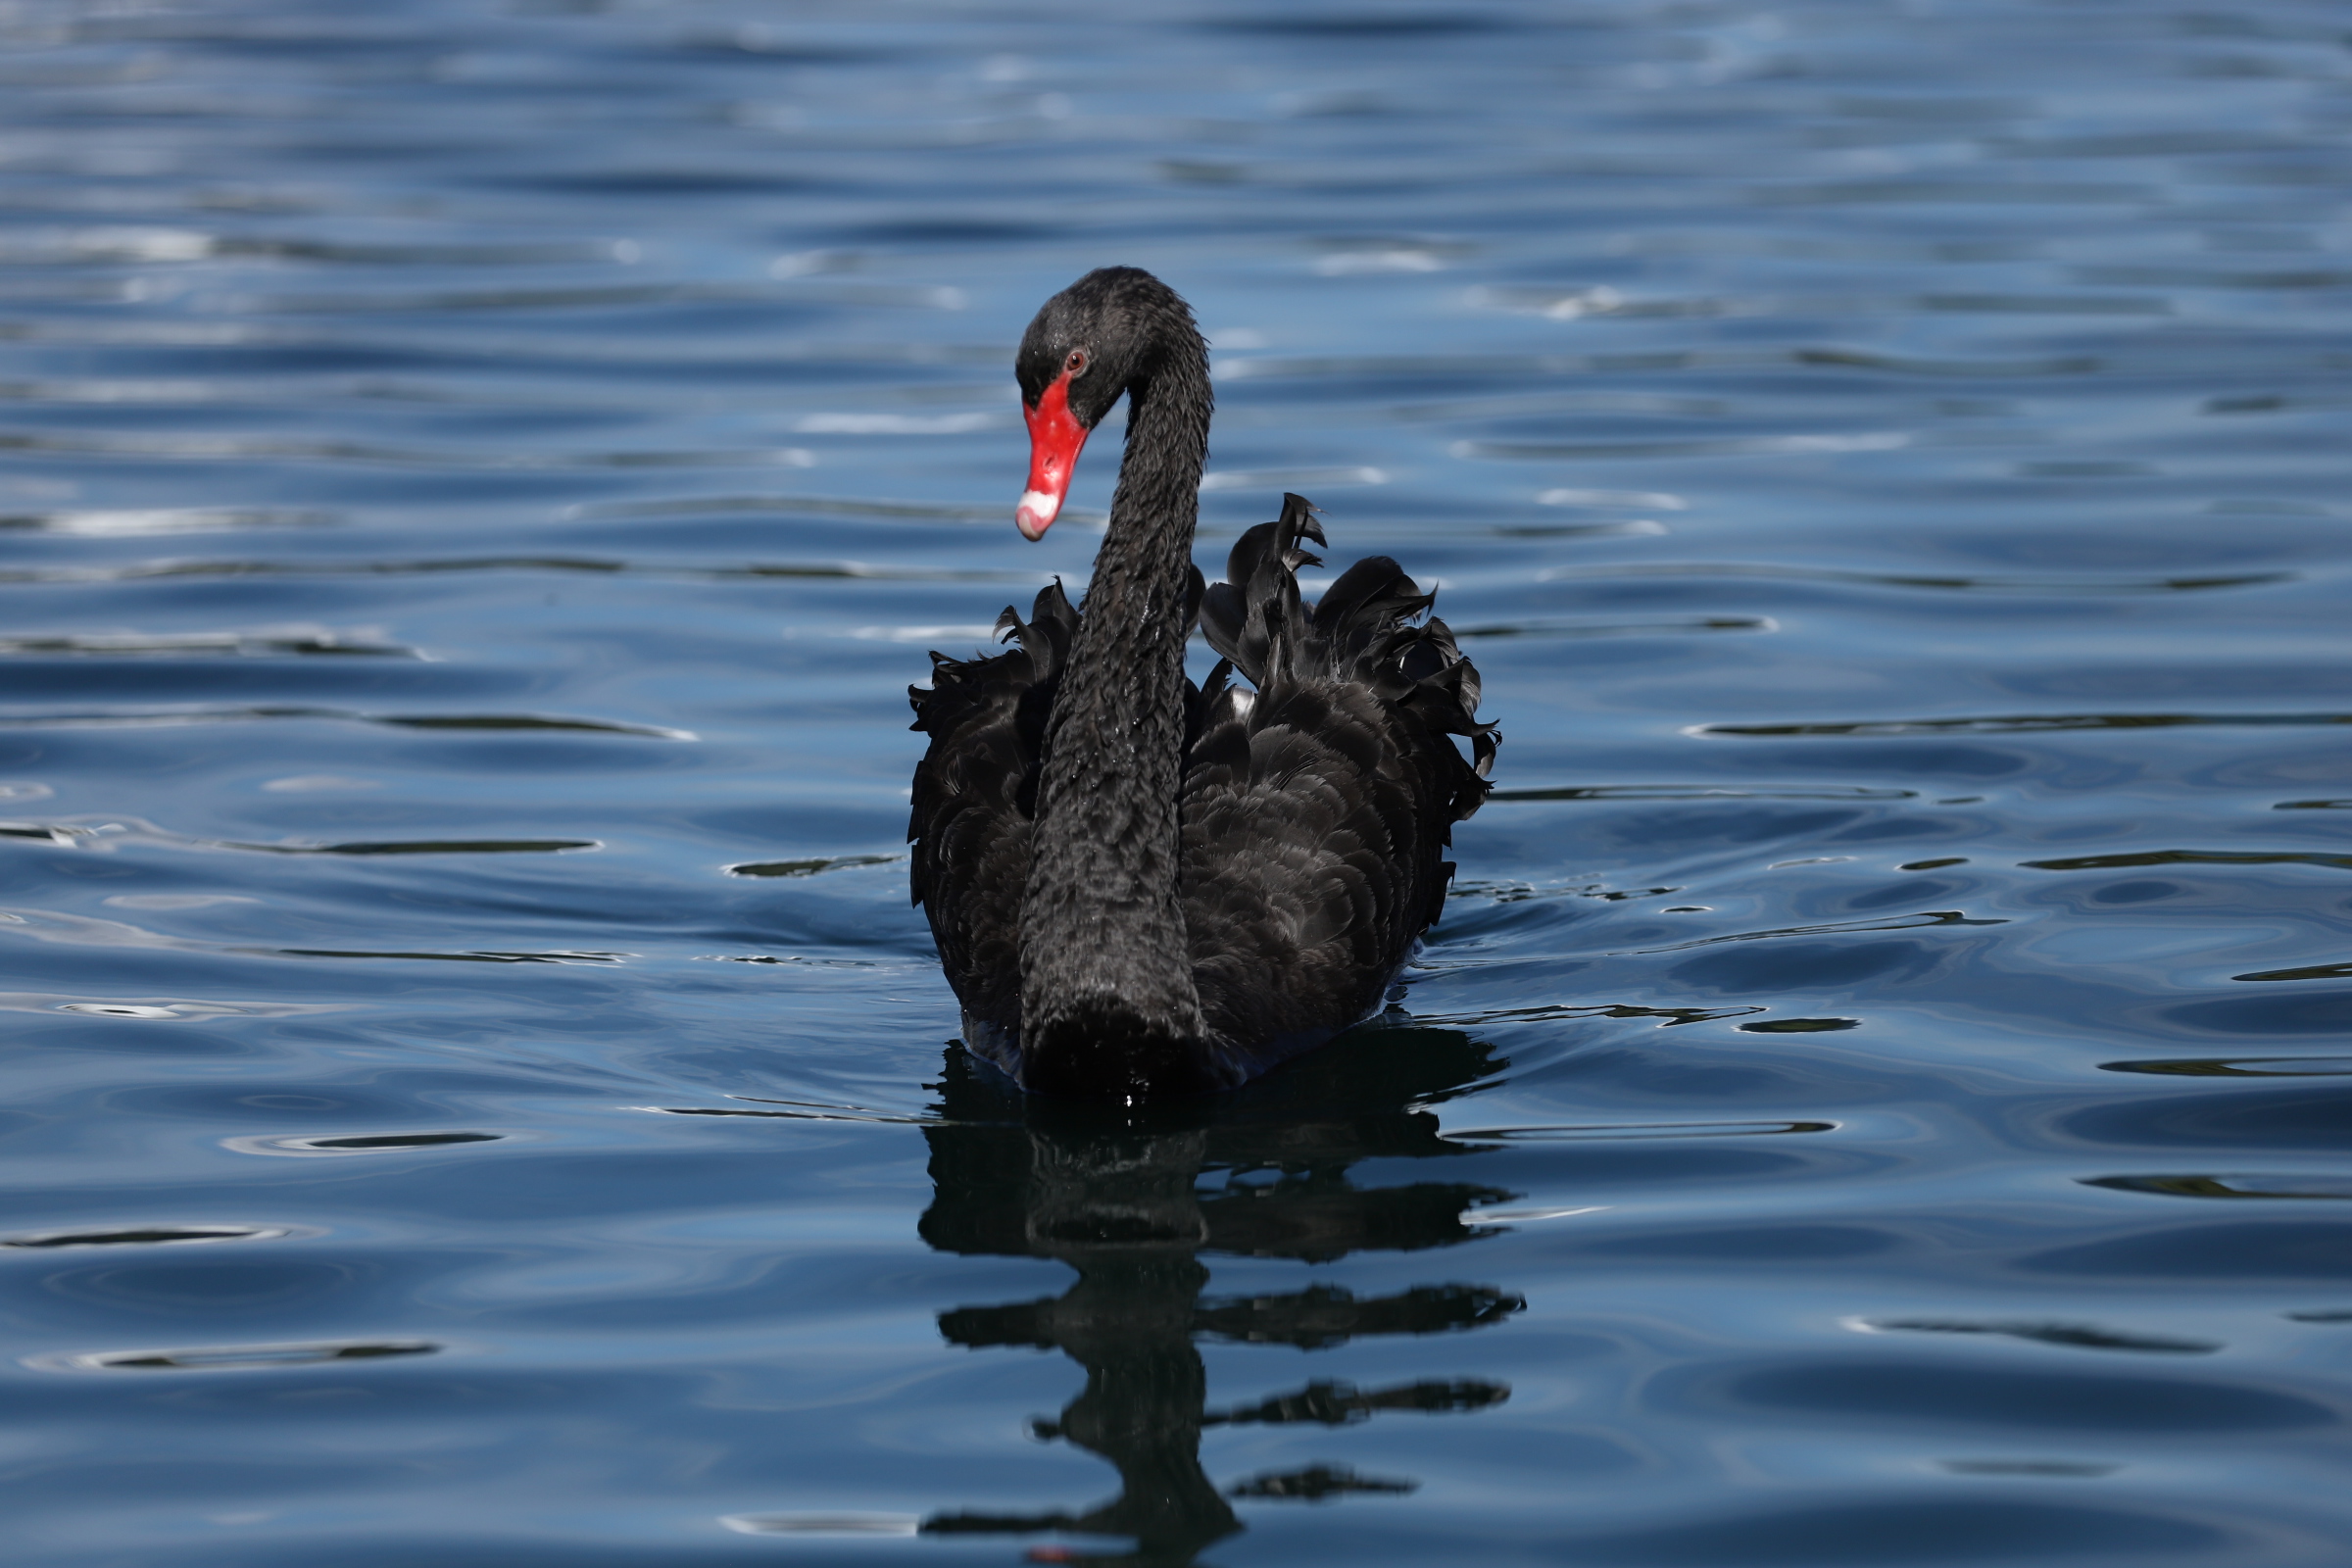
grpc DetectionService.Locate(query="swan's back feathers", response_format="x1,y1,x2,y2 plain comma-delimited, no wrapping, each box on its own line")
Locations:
1200,494,1495,792
1183,495,1496,1076
907,580,1077,1033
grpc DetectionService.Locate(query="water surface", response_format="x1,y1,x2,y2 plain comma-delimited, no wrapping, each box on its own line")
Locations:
3,2,2350,1563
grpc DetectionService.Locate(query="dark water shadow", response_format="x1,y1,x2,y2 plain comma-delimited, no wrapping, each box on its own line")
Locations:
915,1024,1520,1566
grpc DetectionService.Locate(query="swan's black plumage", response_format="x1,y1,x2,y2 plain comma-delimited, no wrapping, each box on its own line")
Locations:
908,268,1494,1101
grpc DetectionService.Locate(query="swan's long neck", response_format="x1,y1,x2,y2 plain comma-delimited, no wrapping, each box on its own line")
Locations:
1018,320,1212,1089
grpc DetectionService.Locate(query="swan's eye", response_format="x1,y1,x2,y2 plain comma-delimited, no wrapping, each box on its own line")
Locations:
1063,349,1089,376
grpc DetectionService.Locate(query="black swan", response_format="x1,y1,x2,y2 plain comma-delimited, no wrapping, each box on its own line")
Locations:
908,267,1495,1101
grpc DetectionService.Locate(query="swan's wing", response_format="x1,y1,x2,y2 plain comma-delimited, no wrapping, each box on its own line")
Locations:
907,580,1077,1032
1184,496,1495,1065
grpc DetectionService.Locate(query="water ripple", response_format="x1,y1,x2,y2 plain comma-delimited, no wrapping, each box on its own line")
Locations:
1701,711,2349,737
0,708,691,737
31,1340,441,1372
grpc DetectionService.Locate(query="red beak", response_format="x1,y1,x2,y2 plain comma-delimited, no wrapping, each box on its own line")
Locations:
1016,370,1089,540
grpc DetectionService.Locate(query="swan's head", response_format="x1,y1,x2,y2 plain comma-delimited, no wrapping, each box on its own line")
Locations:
1012,267,1186,539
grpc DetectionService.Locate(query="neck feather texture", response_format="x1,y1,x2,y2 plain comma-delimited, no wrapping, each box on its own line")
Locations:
1018,312,1212,1077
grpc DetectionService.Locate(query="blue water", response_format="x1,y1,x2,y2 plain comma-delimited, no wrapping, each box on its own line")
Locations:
3,1,2350,1562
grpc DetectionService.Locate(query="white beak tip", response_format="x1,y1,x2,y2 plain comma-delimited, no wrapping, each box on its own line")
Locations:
1015,490,1059,540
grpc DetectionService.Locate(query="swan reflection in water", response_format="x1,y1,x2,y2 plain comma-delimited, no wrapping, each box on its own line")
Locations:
916,1022,1523,1565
